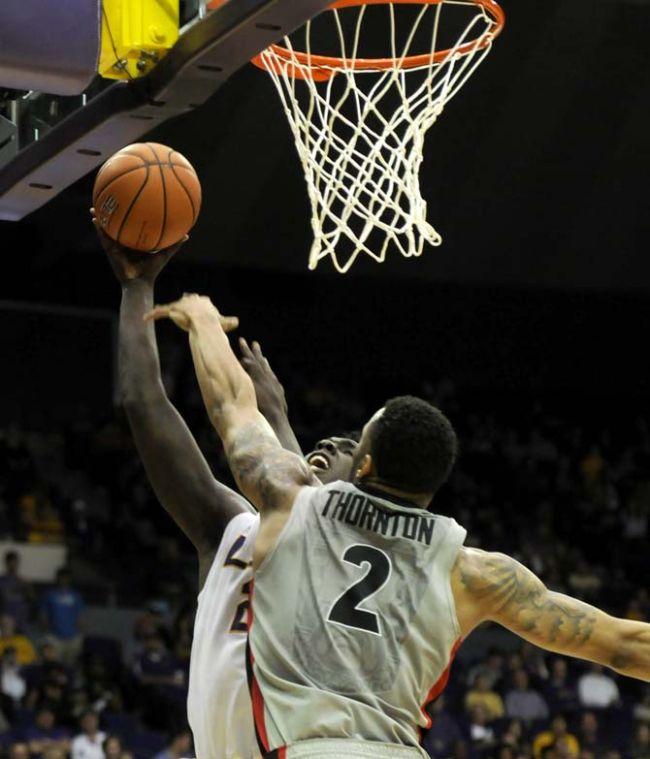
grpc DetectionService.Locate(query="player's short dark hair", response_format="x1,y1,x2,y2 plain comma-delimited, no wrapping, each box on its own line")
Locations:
337,430,361,443
370,396,458,495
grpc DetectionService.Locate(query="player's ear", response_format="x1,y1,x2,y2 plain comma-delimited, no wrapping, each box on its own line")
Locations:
356,454,373,480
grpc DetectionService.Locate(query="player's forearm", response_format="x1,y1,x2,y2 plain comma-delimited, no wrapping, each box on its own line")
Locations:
188,312,258,436
457,550,650,683
608,618,650,681
118,280,166,406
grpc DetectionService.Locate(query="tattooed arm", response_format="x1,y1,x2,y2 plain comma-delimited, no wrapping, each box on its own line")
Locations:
451,547,650,682
147,295,317,518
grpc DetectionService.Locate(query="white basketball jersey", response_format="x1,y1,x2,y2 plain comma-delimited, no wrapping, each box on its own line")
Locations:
248,482,467,758
188,511,261,759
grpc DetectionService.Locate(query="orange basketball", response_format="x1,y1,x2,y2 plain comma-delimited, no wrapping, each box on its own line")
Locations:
92,142,202,252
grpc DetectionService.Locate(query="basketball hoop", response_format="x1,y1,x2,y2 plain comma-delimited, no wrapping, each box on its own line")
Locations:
252,0,505,273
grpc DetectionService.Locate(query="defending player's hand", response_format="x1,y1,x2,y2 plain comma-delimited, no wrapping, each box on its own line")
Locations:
145,293,239,335
239,338,288,418
91,208,186,284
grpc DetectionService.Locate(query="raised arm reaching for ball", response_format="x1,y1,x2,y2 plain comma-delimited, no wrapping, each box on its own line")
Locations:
94,216,302,586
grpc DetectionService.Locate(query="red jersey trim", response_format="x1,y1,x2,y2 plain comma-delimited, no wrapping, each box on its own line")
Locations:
420,637,463,731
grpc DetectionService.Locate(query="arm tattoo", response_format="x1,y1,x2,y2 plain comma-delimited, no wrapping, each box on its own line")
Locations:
461,552,597,649
226,422,312,511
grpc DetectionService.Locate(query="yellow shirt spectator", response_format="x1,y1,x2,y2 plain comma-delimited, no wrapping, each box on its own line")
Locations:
0,614,37,665
534,716,580,759
464,674,505,720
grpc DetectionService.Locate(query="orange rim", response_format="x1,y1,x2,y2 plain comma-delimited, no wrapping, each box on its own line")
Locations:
251,0,505,82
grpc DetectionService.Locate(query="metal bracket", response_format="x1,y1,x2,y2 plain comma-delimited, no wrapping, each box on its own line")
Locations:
0,115,18,166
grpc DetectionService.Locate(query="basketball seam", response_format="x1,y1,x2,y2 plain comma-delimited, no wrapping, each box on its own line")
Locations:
94,162,146,200
168,150,197,226
150,143,167,251
94,162,193,200
116,163,150,246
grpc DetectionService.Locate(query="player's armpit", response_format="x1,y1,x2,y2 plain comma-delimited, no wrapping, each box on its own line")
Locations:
452,548,650,682
223,409,317,516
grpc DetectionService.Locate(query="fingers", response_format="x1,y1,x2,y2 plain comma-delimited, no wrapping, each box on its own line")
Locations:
240,338,273,373
239,337,254,360
143,305,171,323
252,341,274,373
158,235,189,257
221,316,239,333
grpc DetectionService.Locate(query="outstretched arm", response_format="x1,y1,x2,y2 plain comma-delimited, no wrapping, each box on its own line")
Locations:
452,547,650,682
147,295,316,516
100,231,249,568
95,221,251,587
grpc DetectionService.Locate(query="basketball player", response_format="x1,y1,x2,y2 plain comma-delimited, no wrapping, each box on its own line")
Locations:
93,222,357,759
149,292,650,759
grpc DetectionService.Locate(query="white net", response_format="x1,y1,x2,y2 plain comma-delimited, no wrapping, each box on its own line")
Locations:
257,1,503,273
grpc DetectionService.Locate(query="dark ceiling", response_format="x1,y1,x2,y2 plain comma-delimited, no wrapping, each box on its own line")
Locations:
2,0,649,291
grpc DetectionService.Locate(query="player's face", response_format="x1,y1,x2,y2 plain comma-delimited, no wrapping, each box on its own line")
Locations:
306,437,358,484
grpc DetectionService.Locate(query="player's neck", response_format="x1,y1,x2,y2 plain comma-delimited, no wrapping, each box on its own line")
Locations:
357,477,431,510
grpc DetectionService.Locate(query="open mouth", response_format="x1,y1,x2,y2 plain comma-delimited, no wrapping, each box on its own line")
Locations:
307,452,331,472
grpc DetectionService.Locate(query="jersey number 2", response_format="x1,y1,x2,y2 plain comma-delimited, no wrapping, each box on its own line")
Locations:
327,544,392,635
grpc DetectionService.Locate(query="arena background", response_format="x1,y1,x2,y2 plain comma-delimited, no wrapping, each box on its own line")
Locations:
0,0,648,757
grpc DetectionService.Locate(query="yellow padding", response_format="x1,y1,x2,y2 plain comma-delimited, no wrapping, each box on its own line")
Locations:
99,0,179,81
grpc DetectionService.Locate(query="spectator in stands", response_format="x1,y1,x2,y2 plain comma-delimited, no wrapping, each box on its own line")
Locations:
468,648,505,691
172,607,194,665
468,704,497,751
23,706,71,756
133,633,182,688
634,689,650,723
0,551,33,631
19,488,65,544
545,658,579,714
133,600,171,648
521,643,549,682
104,734,133,759
40,568,84,666
465,673,505,720
25,677,69,723
133,632,186,730
42,748,67,759
629,723,650,759
7,743,30,759
153,729,193,759
71,710,107,759
533,716,580,759
0,646,26,711
577,665,620,709
0,614,36,665
24,636,70,688
580,445,605,489
568,560,602,602
576,712,601,753
505,669,550,722
500,719,524,749
625,590,648,622
421,695,465,758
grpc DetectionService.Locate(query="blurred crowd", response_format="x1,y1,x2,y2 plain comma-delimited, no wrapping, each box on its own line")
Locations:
0,350,648,758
